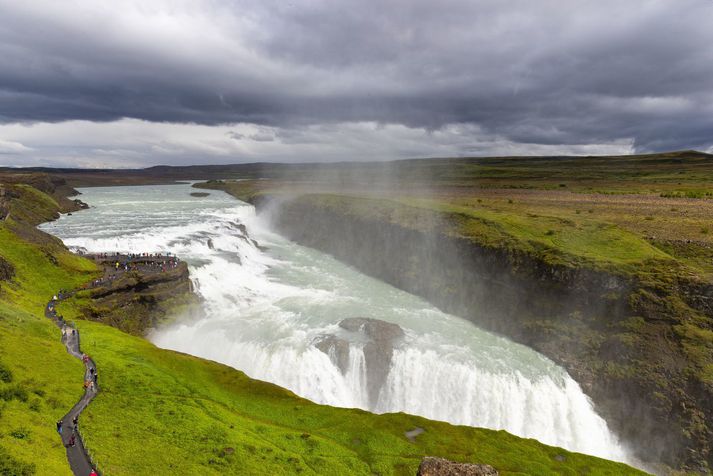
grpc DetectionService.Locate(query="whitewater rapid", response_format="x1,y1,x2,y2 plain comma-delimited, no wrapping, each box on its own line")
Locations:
41,183,632,463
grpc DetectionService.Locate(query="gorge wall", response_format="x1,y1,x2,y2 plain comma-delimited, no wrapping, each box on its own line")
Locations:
254,194,713,474
73,262,196,336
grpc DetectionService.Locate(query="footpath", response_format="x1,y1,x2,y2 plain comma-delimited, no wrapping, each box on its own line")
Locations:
45,252,180,476
46,294,98,476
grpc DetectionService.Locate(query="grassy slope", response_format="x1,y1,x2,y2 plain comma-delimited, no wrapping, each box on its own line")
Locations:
0,184,647,475
0,186,99,476
68,320,644,476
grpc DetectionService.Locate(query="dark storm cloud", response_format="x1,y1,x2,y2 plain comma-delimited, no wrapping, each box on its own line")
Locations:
1,0,712,153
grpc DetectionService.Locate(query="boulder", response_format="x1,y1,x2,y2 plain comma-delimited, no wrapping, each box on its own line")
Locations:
315,317,404,407
417,457,498,476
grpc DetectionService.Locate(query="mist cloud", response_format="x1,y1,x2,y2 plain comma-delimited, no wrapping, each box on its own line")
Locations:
1,0,712,166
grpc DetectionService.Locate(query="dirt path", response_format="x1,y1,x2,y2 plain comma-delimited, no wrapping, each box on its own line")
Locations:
45,295,99,476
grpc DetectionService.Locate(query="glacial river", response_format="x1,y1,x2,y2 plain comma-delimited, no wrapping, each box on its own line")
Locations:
40,183,632,463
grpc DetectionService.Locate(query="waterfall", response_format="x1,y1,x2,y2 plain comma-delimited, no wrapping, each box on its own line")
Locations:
40,183,633,465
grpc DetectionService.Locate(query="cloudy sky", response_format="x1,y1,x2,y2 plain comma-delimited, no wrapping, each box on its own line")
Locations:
1,0,712,168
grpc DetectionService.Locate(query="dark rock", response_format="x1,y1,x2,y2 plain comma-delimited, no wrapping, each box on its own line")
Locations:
417,457,498,476
315,317,404,406
229,222,248,236
313,334,350,373
339,317,405,342
190,192,210,197
0,255,14,282
207,238,214,250
74,199,89,209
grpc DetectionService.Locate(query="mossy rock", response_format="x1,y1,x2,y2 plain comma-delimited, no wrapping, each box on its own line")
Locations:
0,255,14,281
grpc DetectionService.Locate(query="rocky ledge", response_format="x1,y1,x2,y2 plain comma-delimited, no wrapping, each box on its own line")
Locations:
72,259,198,336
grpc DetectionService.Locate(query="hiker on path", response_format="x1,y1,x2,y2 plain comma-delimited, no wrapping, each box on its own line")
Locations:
56,420,62,433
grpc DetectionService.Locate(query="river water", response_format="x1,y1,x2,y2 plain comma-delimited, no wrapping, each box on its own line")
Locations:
40,183,631,463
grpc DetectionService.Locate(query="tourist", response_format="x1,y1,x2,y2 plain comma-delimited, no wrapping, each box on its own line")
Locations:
56,420,63,433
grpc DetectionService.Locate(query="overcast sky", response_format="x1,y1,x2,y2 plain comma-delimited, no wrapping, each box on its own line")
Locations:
1,0,712,168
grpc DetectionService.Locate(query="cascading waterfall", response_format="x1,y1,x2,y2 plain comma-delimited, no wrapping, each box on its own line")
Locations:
40,183,633,464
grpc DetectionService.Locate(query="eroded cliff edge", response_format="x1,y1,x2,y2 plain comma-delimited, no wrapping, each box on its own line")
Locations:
67,258,197,336
245,192,712,474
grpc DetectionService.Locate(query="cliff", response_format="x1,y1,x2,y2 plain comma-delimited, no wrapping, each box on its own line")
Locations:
65,260,198,336
251,193,712,474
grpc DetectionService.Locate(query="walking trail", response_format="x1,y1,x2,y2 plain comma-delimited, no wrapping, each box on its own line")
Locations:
46,295,98,476
45,253,180,476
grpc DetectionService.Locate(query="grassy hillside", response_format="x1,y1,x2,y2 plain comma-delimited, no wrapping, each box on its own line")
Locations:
0,184,100,476
0,180,649,475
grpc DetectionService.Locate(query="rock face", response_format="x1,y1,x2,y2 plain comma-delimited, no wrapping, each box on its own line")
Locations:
314,317,404,406
417,457,498,476
79,262,198,336
314,334,351,372
0,185,9,220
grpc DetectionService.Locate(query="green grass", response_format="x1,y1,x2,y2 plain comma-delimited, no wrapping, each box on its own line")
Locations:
0,220,98,476
0,175,651,475
403,198,671,271
289,194,672,273
72,319,646,475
